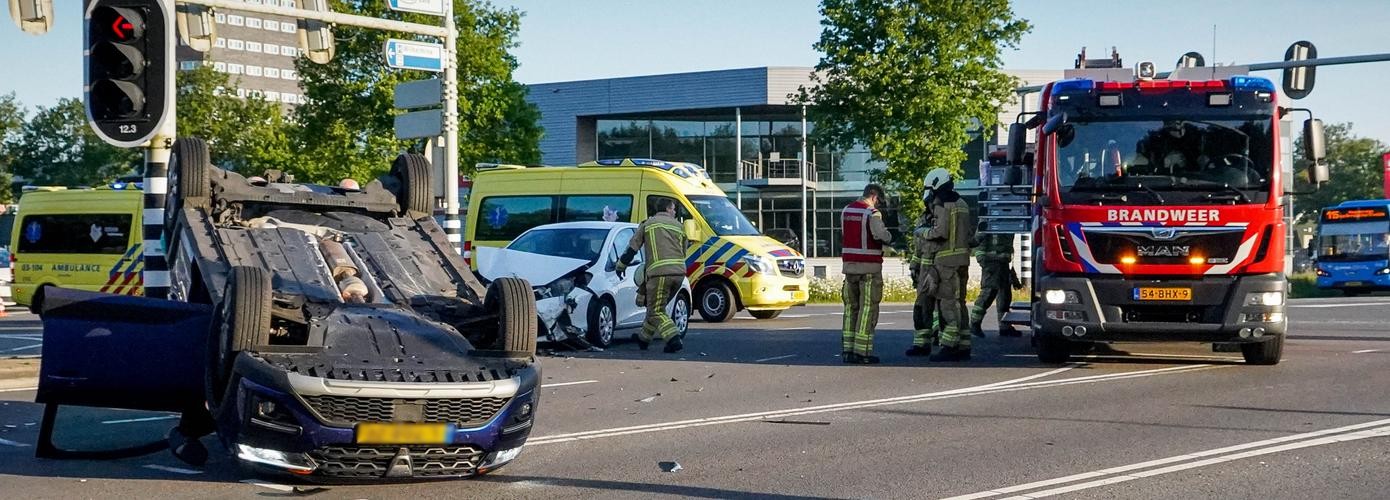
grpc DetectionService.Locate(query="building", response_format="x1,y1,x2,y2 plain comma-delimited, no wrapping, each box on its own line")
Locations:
526,66,1062,258
175,0,307,106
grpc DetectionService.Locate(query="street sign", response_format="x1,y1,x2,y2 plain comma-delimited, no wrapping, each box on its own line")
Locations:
383,38,444,72
388,0,445,17
394,78,441,109
395,109,443,139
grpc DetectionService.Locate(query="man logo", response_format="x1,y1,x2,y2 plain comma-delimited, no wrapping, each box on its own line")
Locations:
1151,227,1178,241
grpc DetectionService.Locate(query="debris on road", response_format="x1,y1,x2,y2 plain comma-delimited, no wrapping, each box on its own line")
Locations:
763,419,831,426
637,393,661,403
669,377,679,382
292,486,329,495
659,461,683,472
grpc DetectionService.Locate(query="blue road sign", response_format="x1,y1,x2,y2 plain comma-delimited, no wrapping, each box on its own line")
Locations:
388,0,446,16
383,39,445,73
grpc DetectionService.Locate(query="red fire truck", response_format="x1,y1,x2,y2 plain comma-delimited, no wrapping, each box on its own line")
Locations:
996,62,1329,365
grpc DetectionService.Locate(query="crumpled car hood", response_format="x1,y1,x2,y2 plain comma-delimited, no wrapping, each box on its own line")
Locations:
476,246,590,286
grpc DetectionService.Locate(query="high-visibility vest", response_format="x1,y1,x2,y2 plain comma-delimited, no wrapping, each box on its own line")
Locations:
840,199,883,264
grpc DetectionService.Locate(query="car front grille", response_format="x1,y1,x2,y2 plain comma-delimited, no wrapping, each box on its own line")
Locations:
300,395,510,427
310,445,484,478
777,258,805,278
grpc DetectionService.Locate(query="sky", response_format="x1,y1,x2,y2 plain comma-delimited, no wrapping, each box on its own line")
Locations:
2,0,1387,142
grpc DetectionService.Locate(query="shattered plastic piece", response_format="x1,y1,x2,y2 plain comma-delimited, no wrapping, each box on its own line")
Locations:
764,419,831,426
669,377,679,382
292,486,329,495
699,352,708,356
707,373,716,379
636,393,661,403
659,461,683,472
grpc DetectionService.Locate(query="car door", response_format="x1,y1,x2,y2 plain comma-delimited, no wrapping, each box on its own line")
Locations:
607,227,644,328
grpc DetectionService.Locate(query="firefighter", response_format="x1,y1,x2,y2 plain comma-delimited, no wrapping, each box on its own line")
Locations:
907,201,941,357
971,233,1023,337
840,184,894,364
923,168,976,362
616,198,689,353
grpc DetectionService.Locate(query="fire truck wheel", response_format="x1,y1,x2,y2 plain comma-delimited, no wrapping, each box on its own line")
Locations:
1241,334,1283,365
1036,335,1072,364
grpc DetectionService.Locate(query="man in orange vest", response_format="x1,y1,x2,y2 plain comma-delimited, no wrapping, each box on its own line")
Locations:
840,184,894,364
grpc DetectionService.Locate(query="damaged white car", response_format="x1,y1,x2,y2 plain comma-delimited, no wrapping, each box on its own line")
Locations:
477,222,692,349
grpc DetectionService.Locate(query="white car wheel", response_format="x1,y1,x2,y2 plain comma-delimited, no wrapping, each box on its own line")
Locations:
672,292,690,337
587,299,616,348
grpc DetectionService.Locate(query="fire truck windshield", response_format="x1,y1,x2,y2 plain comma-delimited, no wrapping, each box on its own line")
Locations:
1055,118,1273,205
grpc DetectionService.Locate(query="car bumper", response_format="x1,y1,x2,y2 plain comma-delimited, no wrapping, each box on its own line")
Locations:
736,273,809,309
1034,272,1287,343
224,356,539,481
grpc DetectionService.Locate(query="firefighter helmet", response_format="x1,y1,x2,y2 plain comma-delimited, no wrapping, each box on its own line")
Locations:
924,168,952,191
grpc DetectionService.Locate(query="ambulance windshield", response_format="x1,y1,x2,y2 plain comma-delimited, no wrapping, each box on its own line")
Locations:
688,195,760,236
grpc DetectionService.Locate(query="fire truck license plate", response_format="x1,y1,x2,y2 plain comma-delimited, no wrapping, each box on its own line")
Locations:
1135,287,1192,301
356,423,450,445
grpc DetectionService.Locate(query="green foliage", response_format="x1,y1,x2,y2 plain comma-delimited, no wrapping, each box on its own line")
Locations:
176,65,295,174
1291,122,1388,222
0,93,24,203
799,0,1030,218
291,0,541,184
7,98,139,187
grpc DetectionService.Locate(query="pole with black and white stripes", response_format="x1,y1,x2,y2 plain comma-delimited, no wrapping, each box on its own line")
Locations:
142,128,174,299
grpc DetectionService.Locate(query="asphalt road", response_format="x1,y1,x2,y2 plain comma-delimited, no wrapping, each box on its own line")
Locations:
1,296,1389,499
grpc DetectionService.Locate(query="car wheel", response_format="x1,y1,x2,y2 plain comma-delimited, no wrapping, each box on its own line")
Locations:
205,266,272,413
696,281,737,323
748,309,782,320
1241,334,1283,365
166,138,211,260
390,153,433,218
1036,335,1071,364
587,298,617,348
488,277,538,355
671,291,691,337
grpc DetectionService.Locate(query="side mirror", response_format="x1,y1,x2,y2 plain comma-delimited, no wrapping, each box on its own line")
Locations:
1006,123,1027,165
683,219,700,242
1303,119,1328,184
1042,112,1068,135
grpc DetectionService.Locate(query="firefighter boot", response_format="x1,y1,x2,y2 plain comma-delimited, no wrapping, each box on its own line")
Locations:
929,345,972,362
663,336,684,354
999,324,1023,337
970,321,985,338
842,352,862,364
905,345,932,357
631,333,650,351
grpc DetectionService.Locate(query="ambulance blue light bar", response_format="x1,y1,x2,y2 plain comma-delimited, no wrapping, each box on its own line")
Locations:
1050,79,1095,94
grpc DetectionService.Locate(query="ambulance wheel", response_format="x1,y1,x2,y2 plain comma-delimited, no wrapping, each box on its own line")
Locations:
487,277,538,355
587,297,617,348
696,281,738,323
206,266,272,413
390,153,433,218
749,309,783,320
1036,335,1071,364
1241,334,1283,365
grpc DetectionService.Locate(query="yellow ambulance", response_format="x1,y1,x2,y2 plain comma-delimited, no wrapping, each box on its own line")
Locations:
11,185,145,312
465,158,808,322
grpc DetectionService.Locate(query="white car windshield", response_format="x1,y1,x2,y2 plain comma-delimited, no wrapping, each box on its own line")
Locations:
507,228,611,263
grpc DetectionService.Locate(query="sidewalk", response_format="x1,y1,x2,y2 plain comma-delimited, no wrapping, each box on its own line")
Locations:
0,357,39,391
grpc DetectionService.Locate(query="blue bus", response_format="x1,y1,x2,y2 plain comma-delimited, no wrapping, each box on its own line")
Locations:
1314,199,1390,294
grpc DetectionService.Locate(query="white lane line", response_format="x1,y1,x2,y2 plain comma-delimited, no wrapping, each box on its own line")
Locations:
143,464,203,475
755,354,798,363
101,415,178,425
0,386,38,393
239,479,294,492
0,437,30,447
779,314,811,318
528,364,1217,446
1352,349,1381,354
541,380,599,388
784,326,815,330
1288,302,1390,308
946,417,1390,500
970,364,1080,390
0,343,41,353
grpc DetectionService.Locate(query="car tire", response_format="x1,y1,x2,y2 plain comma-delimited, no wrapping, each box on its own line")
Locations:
391,153,433,218
166,138,212,259
748,309,783,320
696,281,737,323
488,277,538,355
1241,334,1283,365
1036,335,1071,364
587,297,617,348
205,266,272,412
671,291,691,338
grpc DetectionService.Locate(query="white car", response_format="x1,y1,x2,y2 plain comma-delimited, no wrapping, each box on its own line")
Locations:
476,222,692,349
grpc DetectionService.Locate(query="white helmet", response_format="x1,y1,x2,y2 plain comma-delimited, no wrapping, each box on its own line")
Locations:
923,168,952,191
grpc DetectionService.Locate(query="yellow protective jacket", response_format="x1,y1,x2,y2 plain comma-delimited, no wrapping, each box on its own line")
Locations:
927,196,975,268
628,213,688,277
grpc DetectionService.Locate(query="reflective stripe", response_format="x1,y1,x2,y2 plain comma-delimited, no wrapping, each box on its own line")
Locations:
842,248,884,256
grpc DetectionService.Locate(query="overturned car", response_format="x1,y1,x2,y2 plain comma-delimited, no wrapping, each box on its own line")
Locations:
36,138,540,480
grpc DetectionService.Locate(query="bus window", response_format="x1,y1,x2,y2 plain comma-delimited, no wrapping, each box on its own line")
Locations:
561,195,633,223
17,214,133,254
475,196,555,241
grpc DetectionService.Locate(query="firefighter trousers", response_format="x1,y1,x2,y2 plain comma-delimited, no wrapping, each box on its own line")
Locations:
971,263,1012,326
934,265,970,349
842,272,883,357
640,275,683,343
913,285,940,347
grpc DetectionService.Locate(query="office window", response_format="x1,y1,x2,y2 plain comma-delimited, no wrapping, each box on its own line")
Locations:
280,46,296,57
286,0,297,7
264,20,280,31
281,22,296,34
246,41,262,53
246,18,262,29
213,61,227,72
245,65,262,77
178,60,201,71
297,95,308,104
213,86,225,96
214,12,225,24
283,94,300,104
227,39,244,51
227,63,244,75
265,91,280,101
281,69,297,80
265,67,281,79
227,15,243,26
213,37,225,48
263,43,279,55
236,88,246,98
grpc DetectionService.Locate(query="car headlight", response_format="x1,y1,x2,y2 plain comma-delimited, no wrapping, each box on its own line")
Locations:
1376,268,1390,276
742,255,777,275
1245,291,1284,306
1044,289,1081,305
1315,268,1330,277
541,277,575,299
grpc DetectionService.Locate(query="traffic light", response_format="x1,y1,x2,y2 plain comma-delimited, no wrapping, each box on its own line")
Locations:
85,0,173,147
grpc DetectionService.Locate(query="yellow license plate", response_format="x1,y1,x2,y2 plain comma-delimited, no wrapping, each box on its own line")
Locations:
355,423,450,445
1136,287,1192,301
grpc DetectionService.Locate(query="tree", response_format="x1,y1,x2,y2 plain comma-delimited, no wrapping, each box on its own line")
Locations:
7,98,139,187
0,93,25,203
798,0,1030,216
291,0,542,184
176,65,294,173
1292,122,1388,222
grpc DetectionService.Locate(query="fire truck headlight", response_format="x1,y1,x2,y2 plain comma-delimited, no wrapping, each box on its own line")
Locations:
1245,291,1285,307
1045,290,1080,305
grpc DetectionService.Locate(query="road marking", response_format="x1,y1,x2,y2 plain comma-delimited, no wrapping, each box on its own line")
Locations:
1352,349,1381,354
239,479,294,492
785,326,814,330
1288,302,1389,308
541,380,598,388
970,364,1079,389
0,386,38,393
143,464,202,475
527,365,1217,446
101,415,178,425
0,335,42,341
0,343,41,353
1002,353,1241,362
945,418,1390,500
0,437,29,447
755,354,798,363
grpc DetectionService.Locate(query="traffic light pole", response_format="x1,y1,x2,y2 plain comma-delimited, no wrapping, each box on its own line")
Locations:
442,2,461,254
142,126,174,299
